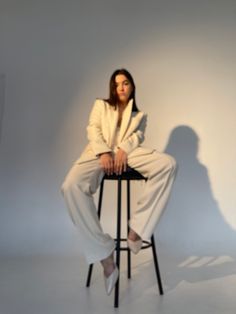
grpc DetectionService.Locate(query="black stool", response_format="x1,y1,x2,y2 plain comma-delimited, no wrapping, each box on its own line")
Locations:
86,167,164,308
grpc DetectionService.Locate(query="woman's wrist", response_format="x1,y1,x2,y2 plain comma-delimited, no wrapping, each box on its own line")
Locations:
98,152,112,157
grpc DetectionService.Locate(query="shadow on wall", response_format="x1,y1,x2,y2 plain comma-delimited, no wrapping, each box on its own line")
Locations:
162,125,236,256
153,125,236,289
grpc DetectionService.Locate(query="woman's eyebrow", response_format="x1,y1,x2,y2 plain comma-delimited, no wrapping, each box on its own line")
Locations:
116,80,129,84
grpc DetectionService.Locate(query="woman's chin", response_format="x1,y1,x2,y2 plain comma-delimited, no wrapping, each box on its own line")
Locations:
118,98,128,105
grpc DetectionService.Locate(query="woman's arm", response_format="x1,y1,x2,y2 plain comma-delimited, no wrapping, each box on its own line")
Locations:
86,99,112,156
114,114,147,174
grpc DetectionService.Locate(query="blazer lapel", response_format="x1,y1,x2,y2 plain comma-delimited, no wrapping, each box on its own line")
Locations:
118,98,133,143
106,104,118,148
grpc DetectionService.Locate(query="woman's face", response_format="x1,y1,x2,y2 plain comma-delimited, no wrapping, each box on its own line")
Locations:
115,74,133,105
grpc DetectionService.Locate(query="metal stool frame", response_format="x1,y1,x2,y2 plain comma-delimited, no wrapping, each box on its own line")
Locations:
86,167,163,308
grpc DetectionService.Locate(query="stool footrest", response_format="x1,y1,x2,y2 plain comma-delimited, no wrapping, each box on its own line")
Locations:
114,238,152,251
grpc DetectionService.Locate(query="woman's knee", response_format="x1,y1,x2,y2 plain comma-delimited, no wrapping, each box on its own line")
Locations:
61,165,103,196
60,176,77,196
60,167,83,196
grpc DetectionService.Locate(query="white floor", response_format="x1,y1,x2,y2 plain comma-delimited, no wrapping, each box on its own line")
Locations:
1,246,235,314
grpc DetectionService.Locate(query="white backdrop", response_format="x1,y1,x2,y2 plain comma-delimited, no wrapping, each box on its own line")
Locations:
0,0,236,258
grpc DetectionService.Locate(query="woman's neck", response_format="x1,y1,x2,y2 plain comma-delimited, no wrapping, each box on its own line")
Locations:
117,102,127,127
118,101,128,109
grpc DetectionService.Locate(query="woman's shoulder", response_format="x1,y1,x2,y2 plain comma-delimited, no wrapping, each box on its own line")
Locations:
93,98,110,107
132,109,146,118
92,98,115,112
90,98,105,111
93,97,104,105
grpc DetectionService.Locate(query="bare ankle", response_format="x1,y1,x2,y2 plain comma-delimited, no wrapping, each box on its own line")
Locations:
103,263,115,277
128,229,141,241
101,253,115,277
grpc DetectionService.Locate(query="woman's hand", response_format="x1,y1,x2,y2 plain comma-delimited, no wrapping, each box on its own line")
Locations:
114,148,127,175
99,153,114,175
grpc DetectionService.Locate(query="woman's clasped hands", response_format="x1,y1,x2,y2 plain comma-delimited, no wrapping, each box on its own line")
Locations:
99,149,127,175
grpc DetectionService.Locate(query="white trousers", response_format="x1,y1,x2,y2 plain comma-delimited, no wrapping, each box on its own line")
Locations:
61,149,177,264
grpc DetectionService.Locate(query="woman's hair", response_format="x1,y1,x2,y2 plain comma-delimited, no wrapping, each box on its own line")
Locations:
104,68,139,112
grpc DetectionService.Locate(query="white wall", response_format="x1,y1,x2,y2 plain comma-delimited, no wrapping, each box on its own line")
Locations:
0,0,236,257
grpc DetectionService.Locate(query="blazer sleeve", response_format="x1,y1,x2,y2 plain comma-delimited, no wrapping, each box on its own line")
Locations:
86,99,112,156
118,114,147,155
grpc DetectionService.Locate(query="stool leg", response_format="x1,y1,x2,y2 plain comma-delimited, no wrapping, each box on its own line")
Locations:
86,179,105,287
151,235,164,295
86,264,93,288
114,177,122,308
127,180,131,279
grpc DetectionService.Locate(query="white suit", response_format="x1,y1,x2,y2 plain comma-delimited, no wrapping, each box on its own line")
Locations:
61,98,177,264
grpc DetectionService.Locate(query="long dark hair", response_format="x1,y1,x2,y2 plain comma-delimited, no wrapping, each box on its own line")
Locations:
104,68,139,112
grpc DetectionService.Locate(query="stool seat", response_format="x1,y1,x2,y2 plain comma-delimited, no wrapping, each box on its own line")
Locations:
86,167,163,308
103,166,146,180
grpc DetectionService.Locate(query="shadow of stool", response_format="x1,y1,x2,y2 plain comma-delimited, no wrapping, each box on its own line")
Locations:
86,167,163,307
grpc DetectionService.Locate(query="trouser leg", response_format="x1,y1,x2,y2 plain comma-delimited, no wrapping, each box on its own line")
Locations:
127,150,177,240
60,159,115,264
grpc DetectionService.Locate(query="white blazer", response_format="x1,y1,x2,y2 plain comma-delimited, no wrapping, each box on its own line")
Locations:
76,98,155,164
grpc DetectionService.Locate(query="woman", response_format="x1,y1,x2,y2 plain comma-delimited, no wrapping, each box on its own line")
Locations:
61,68,177,295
